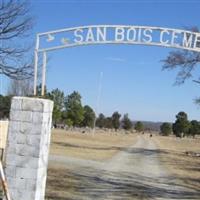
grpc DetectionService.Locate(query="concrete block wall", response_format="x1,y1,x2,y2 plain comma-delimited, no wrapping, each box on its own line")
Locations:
4,97,53,200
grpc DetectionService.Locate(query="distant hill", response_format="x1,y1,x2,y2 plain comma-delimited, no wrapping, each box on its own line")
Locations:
133,121,171,132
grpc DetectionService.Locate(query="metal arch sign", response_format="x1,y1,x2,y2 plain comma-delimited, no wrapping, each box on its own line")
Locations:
34,25,200,95
37,25,200,52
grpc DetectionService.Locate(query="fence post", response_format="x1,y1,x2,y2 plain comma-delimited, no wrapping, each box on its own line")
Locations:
4,97,53,200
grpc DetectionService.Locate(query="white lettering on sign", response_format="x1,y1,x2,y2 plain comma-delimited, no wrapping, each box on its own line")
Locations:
127,28,137,41
74,29,83,43
41,25,200,52
115,27,125,41
138,28,142,42
160,30,170,44
171,30,181,46
97,27,107,41
194,33,200,48
143,29,152,43
183,32,194,48
86,28,95,42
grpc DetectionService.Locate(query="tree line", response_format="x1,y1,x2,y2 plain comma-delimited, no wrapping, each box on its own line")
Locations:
0,87,146,132
42,88,144,131
160,111,200,138
1,88,200,136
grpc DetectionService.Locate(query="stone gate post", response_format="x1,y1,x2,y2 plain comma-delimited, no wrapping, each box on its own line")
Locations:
4,97,53,200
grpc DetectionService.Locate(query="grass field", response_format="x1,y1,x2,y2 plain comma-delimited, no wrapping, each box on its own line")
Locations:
1,129,199,199
49,129,137,161
46,129,138,200
46,130,200,199
152,135,200,191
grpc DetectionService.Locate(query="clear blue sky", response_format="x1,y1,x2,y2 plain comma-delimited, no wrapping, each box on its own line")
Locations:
2,0,200,122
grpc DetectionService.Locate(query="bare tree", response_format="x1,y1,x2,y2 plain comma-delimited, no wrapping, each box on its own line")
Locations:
7,78,33,96
0,0,34,79
162,50,200,85
162,27,200,103
162,27,200,85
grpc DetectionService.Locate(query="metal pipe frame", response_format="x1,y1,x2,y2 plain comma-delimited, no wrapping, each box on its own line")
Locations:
33,25,200,96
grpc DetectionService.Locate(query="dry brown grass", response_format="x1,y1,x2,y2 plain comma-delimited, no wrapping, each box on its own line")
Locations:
46,129,138,199
50,129,137,161
46,132,200,199
152,135,200,191
46,164,79,200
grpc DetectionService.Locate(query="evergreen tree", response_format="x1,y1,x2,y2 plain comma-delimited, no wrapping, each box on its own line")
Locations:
173,111,190,137
160,122,172,136
64,91,84,127
82,105,95,128
135,121,144,132
105,117,113,129
122,114,132,130
189,120,200,137
0,95,12,119
112,111,121,131
48,88,65,124
96,113,105,128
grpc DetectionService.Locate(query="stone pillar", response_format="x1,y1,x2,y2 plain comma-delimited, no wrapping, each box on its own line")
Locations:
4,97,53,200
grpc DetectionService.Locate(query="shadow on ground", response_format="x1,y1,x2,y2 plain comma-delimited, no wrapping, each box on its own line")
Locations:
53,141,125,151
46,165,200,200
47,141,200,200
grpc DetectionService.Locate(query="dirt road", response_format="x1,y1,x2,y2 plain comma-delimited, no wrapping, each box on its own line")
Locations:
48,135,200,200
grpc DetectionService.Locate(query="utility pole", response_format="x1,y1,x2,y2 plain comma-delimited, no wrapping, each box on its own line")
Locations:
93,72,103,135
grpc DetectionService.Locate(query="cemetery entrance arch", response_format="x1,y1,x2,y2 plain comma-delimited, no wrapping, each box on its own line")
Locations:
33,25,200,96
